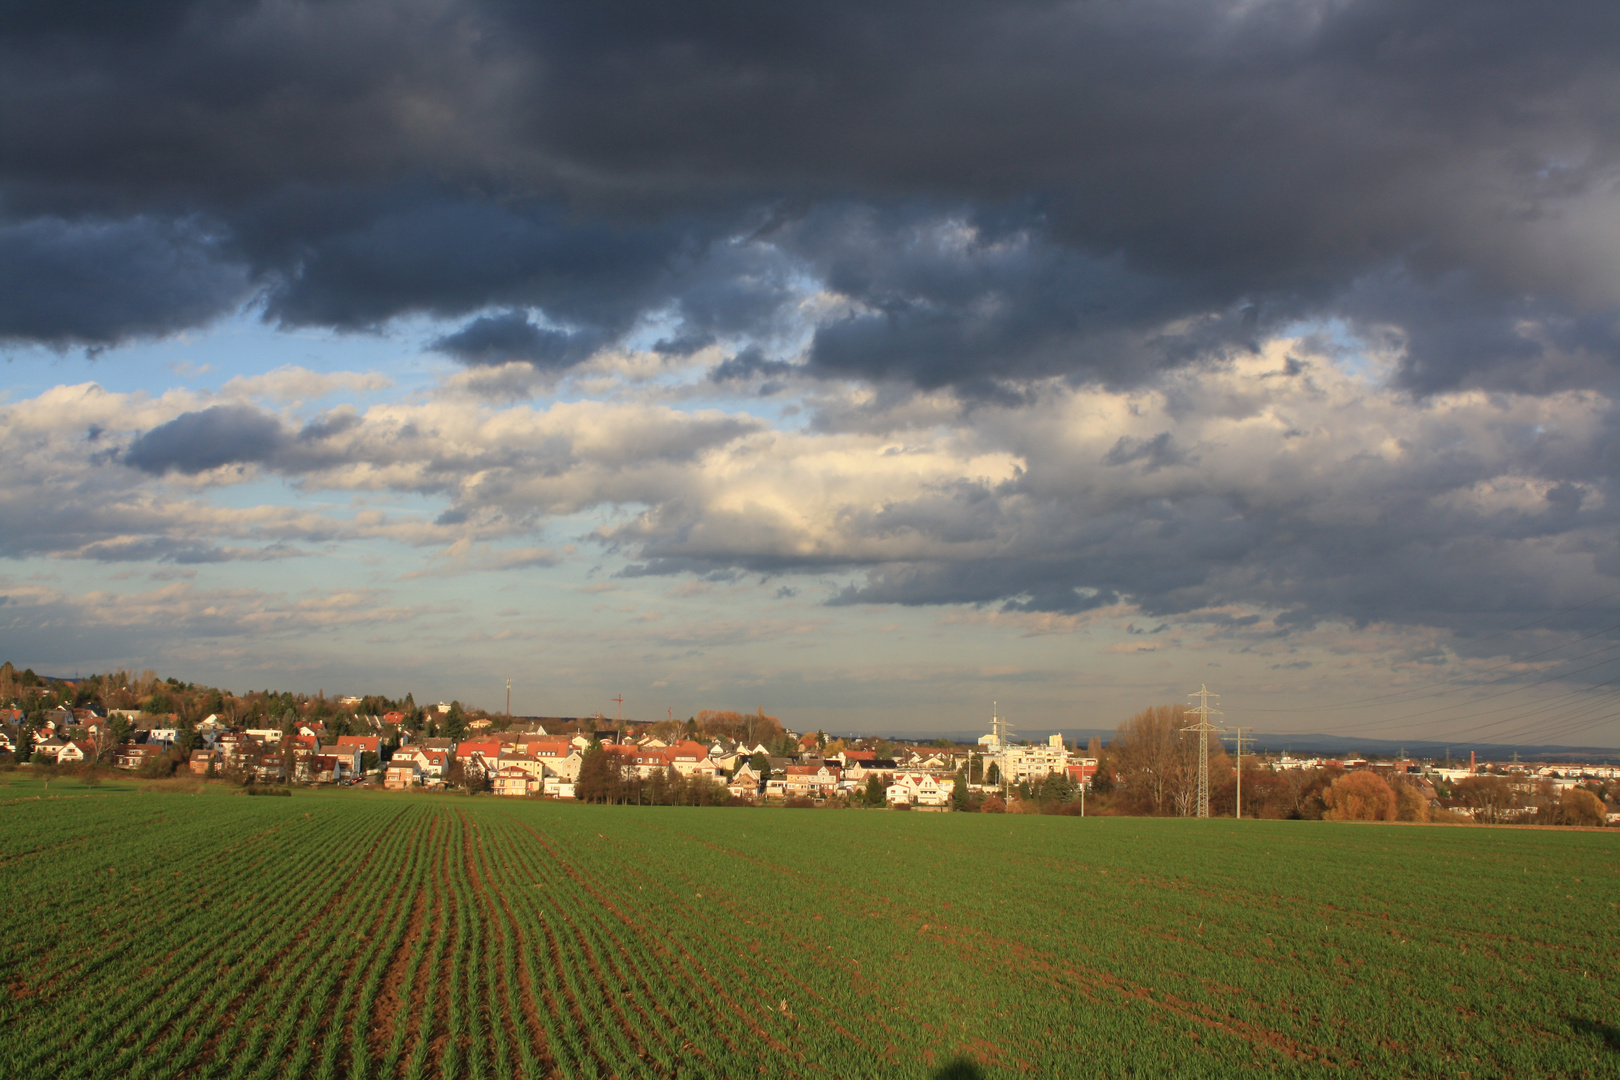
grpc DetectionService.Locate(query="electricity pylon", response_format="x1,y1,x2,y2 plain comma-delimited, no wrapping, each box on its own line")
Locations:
1182,685,1223,819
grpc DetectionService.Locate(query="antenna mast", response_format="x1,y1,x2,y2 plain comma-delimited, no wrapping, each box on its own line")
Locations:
1181,684,1223,819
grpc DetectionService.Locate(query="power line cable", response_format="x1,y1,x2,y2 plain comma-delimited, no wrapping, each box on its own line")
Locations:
1350,651,1620,735
1420,669,1620,744
1243,616,1620,715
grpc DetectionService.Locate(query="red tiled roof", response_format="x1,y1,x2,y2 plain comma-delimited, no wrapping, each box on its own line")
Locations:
455,738,503,758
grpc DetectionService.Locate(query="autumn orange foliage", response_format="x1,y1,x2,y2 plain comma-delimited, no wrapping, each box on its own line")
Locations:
1322,771,1397,821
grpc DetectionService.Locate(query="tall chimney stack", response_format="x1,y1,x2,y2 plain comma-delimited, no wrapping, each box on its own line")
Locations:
1469,750,1476,772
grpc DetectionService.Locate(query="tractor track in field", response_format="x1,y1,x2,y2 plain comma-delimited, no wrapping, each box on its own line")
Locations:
509,822,618,1080
494,815,706,1073
176,807,406,1078
512,818,796,1070
368,812,437,1062
331,810,430,1078
676,844,1340,1072
552,888,669,1072
873,893,1343,1068
641,868,876,1051
395,812,452,1078
422,812,464,1080
457,811,533,1080
466,817,563,1078
621,842,892,1050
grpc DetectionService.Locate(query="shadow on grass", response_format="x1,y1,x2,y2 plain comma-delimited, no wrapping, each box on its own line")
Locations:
932,1059,986,1080
1571,1016,1620,1053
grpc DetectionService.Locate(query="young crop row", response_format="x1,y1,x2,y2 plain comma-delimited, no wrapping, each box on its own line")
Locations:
0,796,423,1079
513,801,1620,1078
2,790,1616,1079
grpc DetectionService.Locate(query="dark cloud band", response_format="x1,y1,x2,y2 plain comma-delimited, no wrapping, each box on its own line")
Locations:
1,1,1617,391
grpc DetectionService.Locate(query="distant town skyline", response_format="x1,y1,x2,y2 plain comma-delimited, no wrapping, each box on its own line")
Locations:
3,2,1619,748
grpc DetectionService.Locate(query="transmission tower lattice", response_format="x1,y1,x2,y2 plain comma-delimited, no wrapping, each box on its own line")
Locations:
1182,685,1223,819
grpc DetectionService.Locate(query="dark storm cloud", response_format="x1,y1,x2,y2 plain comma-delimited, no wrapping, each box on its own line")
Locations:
0,216,251,347
430,311,603,369
121,401,372,477
785,202,1233,390
125,404,286,474
3,0,1618,390
709,345,797,384
243,191,700,332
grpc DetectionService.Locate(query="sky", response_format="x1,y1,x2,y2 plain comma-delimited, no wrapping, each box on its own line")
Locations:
2,0,1619,747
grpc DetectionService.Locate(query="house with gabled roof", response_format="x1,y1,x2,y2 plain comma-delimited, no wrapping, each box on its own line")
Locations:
626,746,676,778
33,735,67,761
524,741,583,780
887,773,951,807
384,760,419,790
408,747,450,779
493,750,545,783
784,763,842,799
250,754,287,783
842,758,898,786
454,736,503,762
321,743,363,777
727,762,764,801
708,740,747,772
669,741,722,780
115,744,164,770
492,765,537,797
143,720,182,747
311,754,350,782
540,775,576,799
898,751,951,772
336,735,380,757
55,739,95,764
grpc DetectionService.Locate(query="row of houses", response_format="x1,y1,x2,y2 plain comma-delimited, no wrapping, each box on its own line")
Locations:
365,731,984,805
7,705,1092,808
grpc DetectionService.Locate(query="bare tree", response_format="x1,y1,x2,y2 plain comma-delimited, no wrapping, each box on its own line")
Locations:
1113,705,1196,814
1112,704,1227,816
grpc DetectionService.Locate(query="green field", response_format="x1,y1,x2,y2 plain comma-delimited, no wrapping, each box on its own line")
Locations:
1,779,1616,1079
